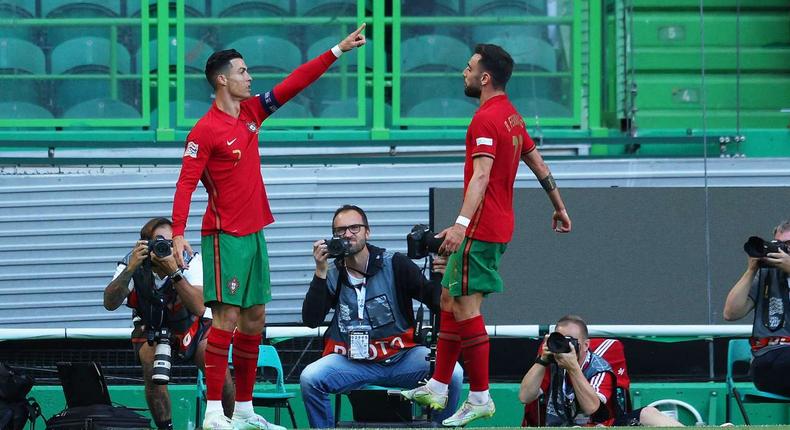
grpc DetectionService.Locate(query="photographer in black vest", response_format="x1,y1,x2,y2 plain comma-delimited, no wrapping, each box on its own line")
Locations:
300,205,463,428
103,217,234,430
724,219,790,396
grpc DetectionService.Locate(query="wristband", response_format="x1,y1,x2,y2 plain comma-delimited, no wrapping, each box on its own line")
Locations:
331,45,343,58
455,215,470,228
535,356,551,367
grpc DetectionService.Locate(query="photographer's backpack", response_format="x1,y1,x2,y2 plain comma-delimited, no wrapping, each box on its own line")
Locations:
45,362,150,430
0,362,42,430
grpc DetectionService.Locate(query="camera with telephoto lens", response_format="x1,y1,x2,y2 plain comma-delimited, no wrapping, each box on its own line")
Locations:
744,236,790,259
325,237,351,258
546,331,580,357
148,235,173,258
151,327,172,385
406,224,445,259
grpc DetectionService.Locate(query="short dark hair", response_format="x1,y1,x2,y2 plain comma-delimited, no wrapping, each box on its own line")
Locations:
332,205,369,228
774,220,790,236
474,44,514,89
140,217,172,240
556,314,589,340
205,49,243,90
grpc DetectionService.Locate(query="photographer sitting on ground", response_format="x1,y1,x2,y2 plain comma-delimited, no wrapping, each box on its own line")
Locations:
300,205,463,428
103,217,234,430
724,219,790,397
519,315,682,427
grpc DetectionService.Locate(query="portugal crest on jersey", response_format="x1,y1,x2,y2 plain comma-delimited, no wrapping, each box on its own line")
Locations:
246,122,258,133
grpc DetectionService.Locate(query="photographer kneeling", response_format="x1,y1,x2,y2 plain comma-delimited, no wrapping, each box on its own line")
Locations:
519,315,681,427
103,217,234,430
724,220,790,396
300,205,463,428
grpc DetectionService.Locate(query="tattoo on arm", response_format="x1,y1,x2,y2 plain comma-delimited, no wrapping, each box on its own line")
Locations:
539,173,557,193
104,269,132,309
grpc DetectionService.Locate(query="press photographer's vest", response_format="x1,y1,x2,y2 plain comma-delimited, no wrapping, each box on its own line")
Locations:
750,267,790,354
120,252,193,334
322,249,418,361
545,352,615,427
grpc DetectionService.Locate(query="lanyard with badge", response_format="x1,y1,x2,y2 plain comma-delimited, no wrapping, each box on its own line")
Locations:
347,262,372,360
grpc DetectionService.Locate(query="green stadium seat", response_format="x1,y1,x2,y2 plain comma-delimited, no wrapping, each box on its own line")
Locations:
224,36,301,72
507,76,558,100
406,97,477,118
465,0,547,15
0,1,36,40
512,97,572,118
151,99,212,129
0,101,53,121
268,100,311,118
470,2,546,43
485,35,557,72
0,38,46,105
400,76,463,112
52,37,131,74
43,1,120,49
295,0,365,17
401,34,470,72
307,36,373,70
216,0,291,46
400,0,464,41
136,36,216,73
61,98,140,119
317,98,391,127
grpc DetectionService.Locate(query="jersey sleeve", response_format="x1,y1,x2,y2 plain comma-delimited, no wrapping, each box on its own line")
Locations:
256,50,338,123
469,117,499,159
172,126,212,236
590,371,615,404
521,129,537,155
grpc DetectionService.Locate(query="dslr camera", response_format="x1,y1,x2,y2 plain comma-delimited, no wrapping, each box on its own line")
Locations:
546,331,580,357
148,235,173,258
325,237,351,258
406,224,445,259
744,236,790,259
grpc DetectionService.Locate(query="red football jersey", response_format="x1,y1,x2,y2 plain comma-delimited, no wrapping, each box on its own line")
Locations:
172,50,338,237
463,94,535,243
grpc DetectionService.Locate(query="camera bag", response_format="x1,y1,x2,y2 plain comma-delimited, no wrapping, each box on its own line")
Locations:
45,404,150,430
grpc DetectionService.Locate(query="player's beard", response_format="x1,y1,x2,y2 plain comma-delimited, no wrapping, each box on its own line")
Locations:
464,81,481,98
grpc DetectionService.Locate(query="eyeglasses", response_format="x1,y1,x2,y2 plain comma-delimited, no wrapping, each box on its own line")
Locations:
332,224,366,236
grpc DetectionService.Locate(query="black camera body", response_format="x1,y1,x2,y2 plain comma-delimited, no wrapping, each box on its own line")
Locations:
325,237,351,258
148,235,173,258
546,331,580,357
406,224,445,259
744,236,790,259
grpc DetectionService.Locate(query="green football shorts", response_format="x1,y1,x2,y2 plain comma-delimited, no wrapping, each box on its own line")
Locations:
442,237,507,297
201,230,271,308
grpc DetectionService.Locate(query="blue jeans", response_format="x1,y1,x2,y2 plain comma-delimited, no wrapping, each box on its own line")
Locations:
300,346,464,428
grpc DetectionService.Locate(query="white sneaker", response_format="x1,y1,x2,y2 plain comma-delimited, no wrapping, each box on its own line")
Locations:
231,413,287,430
203,412,234,430
441,399,496,427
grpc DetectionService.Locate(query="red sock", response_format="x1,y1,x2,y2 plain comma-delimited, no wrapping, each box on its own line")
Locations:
459,315,490,392
205,327,233,401
232,331,262,402
433,311,461,384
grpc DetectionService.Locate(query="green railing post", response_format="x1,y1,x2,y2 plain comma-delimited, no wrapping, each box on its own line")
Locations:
156,0,174,140
588,0,609,156
371,0,388,139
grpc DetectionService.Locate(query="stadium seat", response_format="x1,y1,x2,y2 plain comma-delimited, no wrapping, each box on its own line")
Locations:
401,34,470,72
465,0,547,15
223,36,301,73
317,98,391,127
0,1,36,40
507,76,558,100
61,98,140,119
136,36,215,73
485,35,557,72
127,0,205,17
512,97,572,118
269,100,311,118
0,37,46,105
400,76,462,112
307,36,373,70
295,0,365,17
470,2,546,43
216,0,291,46
196,345,297,429
725,339,790,424
0,101,53,121
405,97,477,118
402,0,460,16
43,1,121,48
151,99,212,129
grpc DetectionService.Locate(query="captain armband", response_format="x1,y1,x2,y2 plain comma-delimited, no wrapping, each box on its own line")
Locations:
539,173,557,193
